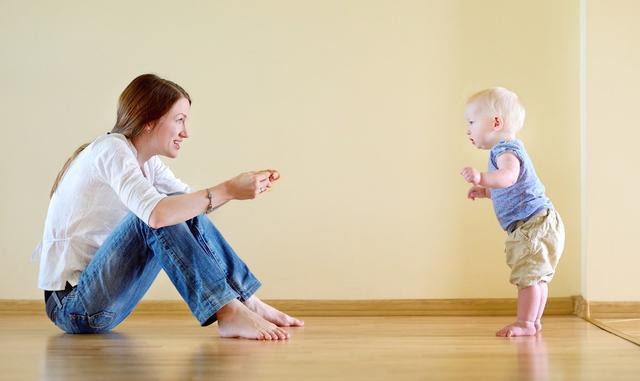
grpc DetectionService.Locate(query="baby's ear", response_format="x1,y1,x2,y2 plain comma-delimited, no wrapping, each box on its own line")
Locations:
492,116,504,131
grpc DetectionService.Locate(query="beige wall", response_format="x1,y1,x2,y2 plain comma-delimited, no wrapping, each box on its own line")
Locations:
0,0,582,300
585,0,640,301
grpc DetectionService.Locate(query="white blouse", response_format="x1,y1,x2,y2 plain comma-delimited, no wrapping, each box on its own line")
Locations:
36,133,191,290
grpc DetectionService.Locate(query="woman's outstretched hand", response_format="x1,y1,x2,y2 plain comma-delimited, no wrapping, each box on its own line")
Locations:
225,169,280,200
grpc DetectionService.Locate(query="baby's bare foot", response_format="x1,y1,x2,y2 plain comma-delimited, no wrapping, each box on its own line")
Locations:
496,320,537,337
217,299,290,340
244,296,305,327
535,319,542,332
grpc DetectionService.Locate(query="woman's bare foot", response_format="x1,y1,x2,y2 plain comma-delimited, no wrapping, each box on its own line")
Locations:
216,299,290,340
496,320,537,337
244,296,305,327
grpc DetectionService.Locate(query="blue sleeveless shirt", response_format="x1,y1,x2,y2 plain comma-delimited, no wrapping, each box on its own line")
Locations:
488,140,553,232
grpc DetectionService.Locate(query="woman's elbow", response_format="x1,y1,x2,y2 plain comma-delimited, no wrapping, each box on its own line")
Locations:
148,211,166,229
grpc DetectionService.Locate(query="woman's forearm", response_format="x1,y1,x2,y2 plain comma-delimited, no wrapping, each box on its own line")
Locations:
148,183,232,229
148,170,278,229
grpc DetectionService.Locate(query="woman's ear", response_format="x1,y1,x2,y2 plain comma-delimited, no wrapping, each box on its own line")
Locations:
144,122,155,133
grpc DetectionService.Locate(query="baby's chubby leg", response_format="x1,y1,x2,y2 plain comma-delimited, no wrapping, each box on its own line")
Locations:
496,284,541,337
535,282,548,332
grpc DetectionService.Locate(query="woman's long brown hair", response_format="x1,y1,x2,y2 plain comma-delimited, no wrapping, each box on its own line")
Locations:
50,74,191,198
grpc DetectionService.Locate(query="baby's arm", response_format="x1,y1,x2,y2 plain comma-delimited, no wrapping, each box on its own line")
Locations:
467,185,491,200
481,153,520,188
461,152,520,189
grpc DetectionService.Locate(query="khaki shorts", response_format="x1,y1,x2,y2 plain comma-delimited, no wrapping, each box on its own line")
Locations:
505,209,565,289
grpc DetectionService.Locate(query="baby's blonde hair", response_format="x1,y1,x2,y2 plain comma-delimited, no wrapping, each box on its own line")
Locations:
466,87,526,132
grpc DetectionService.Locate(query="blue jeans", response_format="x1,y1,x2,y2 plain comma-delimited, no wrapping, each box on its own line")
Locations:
44,213,261,333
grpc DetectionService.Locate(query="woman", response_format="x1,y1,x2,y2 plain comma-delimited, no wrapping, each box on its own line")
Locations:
37,74,303,340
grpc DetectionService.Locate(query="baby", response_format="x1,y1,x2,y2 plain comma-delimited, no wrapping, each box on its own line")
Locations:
460,87,565,337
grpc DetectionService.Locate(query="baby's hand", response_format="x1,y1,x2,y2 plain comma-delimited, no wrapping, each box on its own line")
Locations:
461,167,481,185
467,185,487,201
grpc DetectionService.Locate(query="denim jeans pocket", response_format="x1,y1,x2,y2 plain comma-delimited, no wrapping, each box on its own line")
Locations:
88,311,116,330
70,311,116,333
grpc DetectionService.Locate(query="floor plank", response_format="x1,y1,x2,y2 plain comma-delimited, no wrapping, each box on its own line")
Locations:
596,318,640,345
1,313,639,380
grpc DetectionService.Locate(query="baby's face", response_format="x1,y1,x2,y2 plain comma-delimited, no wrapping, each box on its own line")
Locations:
464,103,495,150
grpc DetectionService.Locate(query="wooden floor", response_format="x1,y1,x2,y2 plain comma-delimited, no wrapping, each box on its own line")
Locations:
1,313,639,381
596,318,640,345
